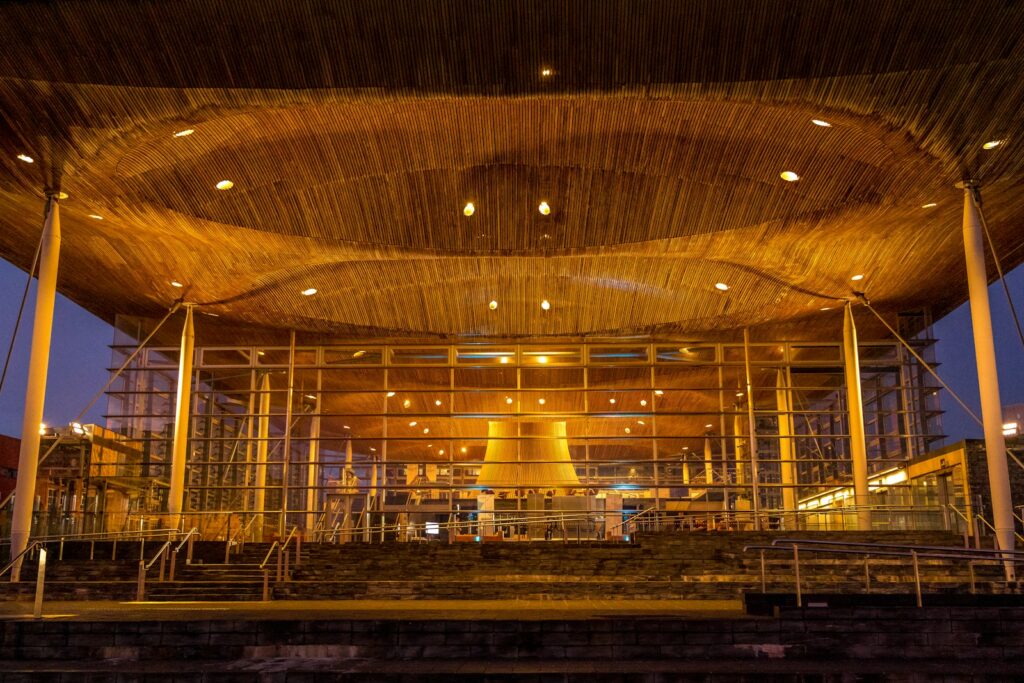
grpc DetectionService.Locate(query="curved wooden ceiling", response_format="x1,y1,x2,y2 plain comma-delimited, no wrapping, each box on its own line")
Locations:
0,1,1022,340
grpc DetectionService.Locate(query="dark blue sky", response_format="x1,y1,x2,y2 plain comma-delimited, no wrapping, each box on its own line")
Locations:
0,258,1021,443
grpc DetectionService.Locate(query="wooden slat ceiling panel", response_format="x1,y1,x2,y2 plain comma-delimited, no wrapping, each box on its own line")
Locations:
0,1,1022,341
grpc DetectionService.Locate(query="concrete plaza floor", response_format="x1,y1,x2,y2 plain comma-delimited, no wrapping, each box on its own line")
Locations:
0,598,745,622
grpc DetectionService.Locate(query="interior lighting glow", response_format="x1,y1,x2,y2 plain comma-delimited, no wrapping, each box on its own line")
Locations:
370,447,376,452
538,201,551,216
537,356,548,364
540,67,553,77
654,390,664,396
982,140,1005,150
438,449,444,455
342,425,350,430
541,300,551,310
38,423,46,435
173,129,195,138
1004,422,1019,437
71,422,85,435
850,274,864,281
463,202,475,217
16,154,33,163
811,119,832,127
301,287,318,296
500,356,510,364
780,171,800,182
305,394,317,400
386,391,396,397
352,350,366,358
488,300,498,310
57,192,69,199
403,399,412,408
215,180,234,190
624,427,631,434
637,420,645,426
460,447,468,454
170,281,184,288
714,282,729,291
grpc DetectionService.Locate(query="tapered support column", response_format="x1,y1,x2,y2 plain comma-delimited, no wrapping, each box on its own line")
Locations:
10,198,61,581
842,303,871,530
776,369,798,529
167,305,194,527
962,185,1015,575
304,414,321,533
254,373,271,538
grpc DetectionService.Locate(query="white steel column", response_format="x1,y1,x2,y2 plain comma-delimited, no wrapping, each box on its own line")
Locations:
304,412,321,534
167,305,194,527
842,303,871,530
10,197,61,581
254,372,271,538
962,185,1015,573
776,368,798,528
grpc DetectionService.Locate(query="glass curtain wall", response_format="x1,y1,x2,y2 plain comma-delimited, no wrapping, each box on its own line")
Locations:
93,328,945,539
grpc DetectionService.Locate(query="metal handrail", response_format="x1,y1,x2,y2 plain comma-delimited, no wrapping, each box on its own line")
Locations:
0,541,43,581
0,527,180,548
173,527,200,554
974,513,1024,545
768,537,1024,558
259,541,280,570
609,506,657,534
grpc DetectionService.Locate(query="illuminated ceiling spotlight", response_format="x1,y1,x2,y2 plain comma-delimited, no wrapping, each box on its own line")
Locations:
305,394,317,401
640,399,647,407
38,423,46,435
352,350,366,358
537,355,549,364
438,448,444,455
540,67,554,77
850,274,865,282
505,396,513,405
540,299,551,311
820,306,832,311
301,287,318,296
654,390,664,396
538,201,551,216
609,398,616,404
57,192,69,200
538,398,546,405
403,398,412,409
423,427,430,434
71,422,85,435
714,282,730,292
705,423,714,429
921,202,938,209
170,281,184,288
780,171,800,182
982,139,1005,150
386,391,396,397
811,119,832,127
624,427,631,434
88,214,104,220
435,399,443,406
16,154,33,163
409,421,417,427
463,202,475,217
173,128,195,138
499,356,510,364
460,447,467,454
489,300,498,311
215,180,234,190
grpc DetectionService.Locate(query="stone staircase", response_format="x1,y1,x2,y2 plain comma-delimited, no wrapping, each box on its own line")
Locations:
1,530,1014,602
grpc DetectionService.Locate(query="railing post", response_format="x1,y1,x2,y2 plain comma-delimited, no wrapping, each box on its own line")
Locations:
33,548,47,620
968,561,976,595
158,549,166,582
187,533,194,565
864,558,871,591
263,568,271,601
112,538,117,561
89,541,94,561
792,545,802,608
58,538,64,562
136,560,145,601
911,550,922,608
276,546,283,582
169,549,177,582
296,533,302,567
759,550,766,592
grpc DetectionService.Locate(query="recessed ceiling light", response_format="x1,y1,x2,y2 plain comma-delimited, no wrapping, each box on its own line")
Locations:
506,396,513,405
637,420,645,426
500,356,510,364
386,391,396,397
540,67,553,77
537,355,548,364
705,423,713,429
921,202,938,208
811,119,832,127
460,447,467,454
170,281,184,288
609,398,616,404
370,447,377,452
435,399,442,406
88,214,104,220
301,287,318,296
982,140,1005,150
624,427,631,434
714,282,730,292
538,201,551,216
343,424,350,430
173,129,195,138
16,154,33,163
409,421,417,427
352,350,366,358
215,180,234,190
538,398,546,405
423,427,429,434
654,390,664,396
820,306,832,311
488,300,498,310
403,399,412,408
463,202,475,217
850,274,864,281
640,399,647,407
780,171,800,182
541,299,551,310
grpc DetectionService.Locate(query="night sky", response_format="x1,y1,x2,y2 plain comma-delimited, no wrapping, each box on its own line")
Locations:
0,258,1021,443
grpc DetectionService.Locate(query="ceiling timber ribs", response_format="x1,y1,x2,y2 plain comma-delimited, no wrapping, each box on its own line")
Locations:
0,1,1022,340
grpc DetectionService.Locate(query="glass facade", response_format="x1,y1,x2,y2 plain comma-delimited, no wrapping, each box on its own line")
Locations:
83,316,946,539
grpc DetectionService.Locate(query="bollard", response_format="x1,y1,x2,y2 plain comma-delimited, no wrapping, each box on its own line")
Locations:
759,550,766,593
911,550,922,608
792,545,802,608
33,548,47,619
136,560,146,601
